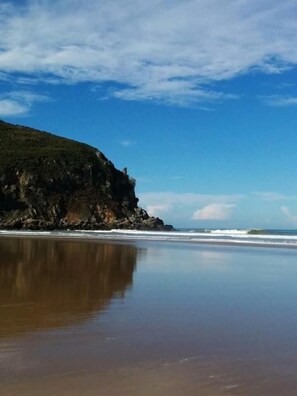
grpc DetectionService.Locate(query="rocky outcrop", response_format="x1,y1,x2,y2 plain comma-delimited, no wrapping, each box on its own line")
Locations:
0,120,173,231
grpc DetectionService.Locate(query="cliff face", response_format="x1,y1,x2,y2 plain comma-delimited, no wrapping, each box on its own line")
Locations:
0,120,172,230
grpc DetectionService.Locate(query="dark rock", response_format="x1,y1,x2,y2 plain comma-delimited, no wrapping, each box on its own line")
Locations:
0,120,173,231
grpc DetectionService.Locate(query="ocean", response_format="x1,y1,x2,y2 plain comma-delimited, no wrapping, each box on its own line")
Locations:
1,227,297,248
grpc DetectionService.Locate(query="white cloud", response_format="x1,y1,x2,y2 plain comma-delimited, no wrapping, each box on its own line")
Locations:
0,90,50,116
0,0,297,105
192,203,235,220
281,206,297,223
0,99,28,116
138,191,242,223
119,139,136,147
139,191,243,206
261,95,297,106
139,191,297,225
146,204,171,217
252,191,288,201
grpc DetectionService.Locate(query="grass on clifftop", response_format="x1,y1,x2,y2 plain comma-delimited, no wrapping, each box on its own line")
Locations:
0,120,106,174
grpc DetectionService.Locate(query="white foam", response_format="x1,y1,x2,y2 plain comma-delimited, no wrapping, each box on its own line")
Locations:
1,229,297,248
0,230,52,236
210,229,249,235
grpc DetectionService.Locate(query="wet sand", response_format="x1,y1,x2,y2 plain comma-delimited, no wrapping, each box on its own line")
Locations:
1,237,297,395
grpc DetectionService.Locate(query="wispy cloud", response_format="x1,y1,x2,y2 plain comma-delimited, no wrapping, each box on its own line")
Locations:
138,190,297,225
192,203,235,220
112,83,236,107
0,99,27,116
119,139,136,147
281,206,297,223
0,1,297,105
138,191,243,223
252,191,289,201
147,204,171,217
261,95,297,106
139,192,244,206
0,90,50,116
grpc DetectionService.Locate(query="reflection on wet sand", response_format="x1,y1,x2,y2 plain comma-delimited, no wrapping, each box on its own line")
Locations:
2,241,297,395
0,238,138,337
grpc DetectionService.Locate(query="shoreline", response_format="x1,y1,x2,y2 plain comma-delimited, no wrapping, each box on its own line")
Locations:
0,229,297,250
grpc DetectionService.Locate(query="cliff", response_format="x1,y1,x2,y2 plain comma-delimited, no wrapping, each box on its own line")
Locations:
0,120,173,231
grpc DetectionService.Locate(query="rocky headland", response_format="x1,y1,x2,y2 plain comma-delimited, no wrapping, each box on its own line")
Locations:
0,120,173,231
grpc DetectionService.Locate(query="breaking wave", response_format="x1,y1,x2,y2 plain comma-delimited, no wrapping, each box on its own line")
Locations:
1,228,297,249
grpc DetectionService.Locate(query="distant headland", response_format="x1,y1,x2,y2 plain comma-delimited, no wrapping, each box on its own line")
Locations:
0,120,173,231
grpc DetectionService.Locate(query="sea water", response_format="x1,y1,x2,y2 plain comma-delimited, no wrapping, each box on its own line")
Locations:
1,227,297,248
0,235,297,395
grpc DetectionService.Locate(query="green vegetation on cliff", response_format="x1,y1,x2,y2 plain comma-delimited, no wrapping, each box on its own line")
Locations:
0,120,105,175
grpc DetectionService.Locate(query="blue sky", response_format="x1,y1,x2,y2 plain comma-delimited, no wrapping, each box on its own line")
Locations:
1,0,297,228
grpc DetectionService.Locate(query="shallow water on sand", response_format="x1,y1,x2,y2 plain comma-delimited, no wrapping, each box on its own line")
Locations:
1,237,297,395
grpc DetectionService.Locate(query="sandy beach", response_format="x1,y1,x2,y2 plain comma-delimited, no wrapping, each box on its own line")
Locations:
1,235,297,395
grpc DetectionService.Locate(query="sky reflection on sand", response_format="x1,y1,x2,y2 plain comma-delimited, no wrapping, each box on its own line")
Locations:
1,238,297,395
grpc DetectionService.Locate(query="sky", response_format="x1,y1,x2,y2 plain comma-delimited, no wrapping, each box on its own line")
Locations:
0,0,297,229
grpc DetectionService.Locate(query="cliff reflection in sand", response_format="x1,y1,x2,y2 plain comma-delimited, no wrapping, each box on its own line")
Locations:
0,238,138,337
